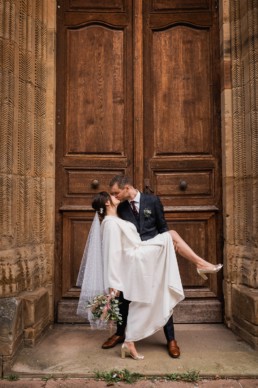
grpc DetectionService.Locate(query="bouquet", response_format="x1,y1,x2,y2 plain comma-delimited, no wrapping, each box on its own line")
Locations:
87,292,123,328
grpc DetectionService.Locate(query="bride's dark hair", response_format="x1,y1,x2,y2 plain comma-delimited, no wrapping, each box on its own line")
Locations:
92,191,114,220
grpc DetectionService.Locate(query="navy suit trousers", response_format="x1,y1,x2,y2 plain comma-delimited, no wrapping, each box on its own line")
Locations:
116,292,175,341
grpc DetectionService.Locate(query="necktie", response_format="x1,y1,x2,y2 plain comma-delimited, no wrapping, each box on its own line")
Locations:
130,200,139,217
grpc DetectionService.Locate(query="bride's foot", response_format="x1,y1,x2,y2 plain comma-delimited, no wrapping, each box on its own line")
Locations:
197,263,223,280
121,342,144,360
196,261,222,271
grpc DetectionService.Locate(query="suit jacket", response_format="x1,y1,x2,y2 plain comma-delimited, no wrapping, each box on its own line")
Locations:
117,193,168,241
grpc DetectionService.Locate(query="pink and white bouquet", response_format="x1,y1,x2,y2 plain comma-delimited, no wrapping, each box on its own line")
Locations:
87,293,122,328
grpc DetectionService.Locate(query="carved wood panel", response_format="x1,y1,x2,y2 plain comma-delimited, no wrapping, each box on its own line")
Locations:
151,0,211,11
153,27,211,155
66,0,126,12
167,211,221,296
66,26,124,155
62,212,94,297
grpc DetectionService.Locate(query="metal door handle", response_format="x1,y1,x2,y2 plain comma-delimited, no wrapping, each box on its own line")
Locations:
144,178,154,194
91,179,99,189
179,180,187,191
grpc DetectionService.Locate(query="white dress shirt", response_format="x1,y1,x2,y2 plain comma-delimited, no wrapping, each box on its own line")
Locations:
129,191,141,212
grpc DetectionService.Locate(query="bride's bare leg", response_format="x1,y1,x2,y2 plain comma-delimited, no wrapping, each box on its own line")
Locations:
169,230,218,270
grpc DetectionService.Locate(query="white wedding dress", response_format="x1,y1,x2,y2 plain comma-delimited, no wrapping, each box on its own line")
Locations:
101,216,185,342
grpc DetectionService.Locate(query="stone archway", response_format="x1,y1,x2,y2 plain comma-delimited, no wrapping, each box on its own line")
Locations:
0,0,257,371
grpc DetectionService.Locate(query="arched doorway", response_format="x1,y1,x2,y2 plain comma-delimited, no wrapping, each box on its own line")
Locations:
55,0,223,323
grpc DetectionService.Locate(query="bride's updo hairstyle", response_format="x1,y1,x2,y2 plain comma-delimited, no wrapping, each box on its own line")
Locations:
92,191,114,221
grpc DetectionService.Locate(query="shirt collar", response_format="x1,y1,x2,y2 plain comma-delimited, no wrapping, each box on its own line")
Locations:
130,190,140,204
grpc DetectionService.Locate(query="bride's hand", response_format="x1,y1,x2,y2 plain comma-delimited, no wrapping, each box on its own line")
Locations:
109,288,120,297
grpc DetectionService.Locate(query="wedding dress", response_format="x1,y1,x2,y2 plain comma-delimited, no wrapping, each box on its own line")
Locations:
101,216,184,342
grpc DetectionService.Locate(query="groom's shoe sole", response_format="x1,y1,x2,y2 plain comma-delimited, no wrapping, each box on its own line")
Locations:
102,334,125,349
167,340,180,358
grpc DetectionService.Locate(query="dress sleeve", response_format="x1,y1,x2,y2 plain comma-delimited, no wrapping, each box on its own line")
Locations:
102,220,124,291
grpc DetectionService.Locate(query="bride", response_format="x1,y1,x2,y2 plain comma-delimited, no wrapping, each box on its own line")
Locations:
77,191,222,360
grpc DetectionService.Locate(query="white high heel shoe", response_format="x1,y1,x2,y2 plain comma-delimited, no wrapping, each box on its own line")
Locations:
197,264,223,280
121,343,144,360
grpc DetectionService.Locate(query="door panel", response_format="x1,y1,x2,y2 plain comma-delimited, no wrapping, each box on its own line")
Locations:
56,0,222,323
152,0,211,11
153,26,211,155
142,0,222,319
155,171,214,198
62,212,94,298
67,0,126,12
167,211,219,293
66,27,125,154
56,0,133,320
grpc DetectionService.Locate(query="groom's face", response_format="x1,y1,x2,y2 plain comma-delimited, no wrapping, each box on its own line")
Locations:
110,183,129,202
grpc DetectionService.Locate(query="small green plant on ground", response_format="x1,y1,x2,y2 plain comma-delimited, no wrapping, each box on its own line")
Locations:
95,369,143,384
165,370,200,382
95,369,200,384
4,374,19,381
41,374,57,381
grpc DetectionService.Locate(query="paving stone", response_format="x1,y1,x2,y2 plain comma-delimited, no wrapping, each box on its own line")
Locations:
1,379,258,388
6,324,258,378
237,379,258,388
0,379,45,388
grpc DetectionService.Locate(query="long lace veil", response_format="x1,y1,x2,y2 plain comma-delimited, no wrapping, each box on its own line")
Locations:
76,213,107,322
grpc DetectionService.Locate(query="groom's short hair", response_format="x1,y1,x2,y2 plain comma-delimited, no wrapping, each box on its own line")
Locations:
109,175,133,189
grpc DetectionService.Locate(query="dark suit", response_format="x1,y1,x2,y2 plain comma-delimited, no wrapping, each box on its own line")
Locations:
115,193,175,342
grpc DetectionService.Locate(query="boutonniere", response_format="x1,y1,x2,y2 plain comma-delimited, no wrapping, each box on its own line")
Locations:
143,208,152,218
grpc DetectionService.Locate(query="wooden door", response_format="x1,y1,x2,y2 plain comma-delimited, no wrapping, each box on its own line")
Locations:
55,0,133,321
142,1,223,321
56,0,223,323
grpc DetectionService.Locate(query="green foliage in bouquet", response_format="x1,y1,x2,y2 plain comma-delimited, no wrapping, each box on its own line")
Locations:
87,294,123,325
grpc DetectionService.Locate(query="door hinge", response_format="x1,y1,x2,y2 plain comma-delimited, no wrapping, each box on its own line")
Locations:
144,178,154,194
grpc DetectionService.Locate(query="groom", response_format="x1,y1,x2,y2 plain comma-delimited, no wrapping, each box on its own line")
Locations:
101,175,180,358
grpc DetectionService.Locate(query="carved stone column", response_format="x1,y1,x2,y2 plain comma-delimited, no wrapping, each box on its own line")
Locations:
221,0,258,349
0,0,56,366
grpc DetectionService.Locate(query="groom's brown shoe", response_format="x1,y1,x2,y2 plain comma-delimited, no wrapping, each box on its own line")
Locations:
102,334,125,349
167,340,180,358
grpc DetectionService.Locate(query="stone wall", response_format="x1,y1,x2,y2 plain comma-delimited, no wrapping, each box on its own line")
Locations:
0,0,55,365
221,0,258,348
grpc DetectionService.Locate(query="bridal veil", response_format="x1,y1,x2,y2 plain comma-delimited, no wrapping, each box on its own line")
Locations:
76,213,107,321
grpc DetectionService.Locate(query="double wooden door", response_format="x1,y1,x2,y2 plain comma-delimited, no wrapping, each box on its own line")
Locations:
56,0,223,323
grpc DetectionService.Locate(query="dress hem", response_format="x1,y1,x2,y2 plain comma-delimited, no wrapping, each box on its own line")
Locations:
125,307,175,342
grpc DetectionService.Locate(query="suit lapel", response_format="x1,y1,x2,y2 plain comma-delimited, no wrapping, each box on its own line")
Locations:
123,201,138,226
139,193,146,232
